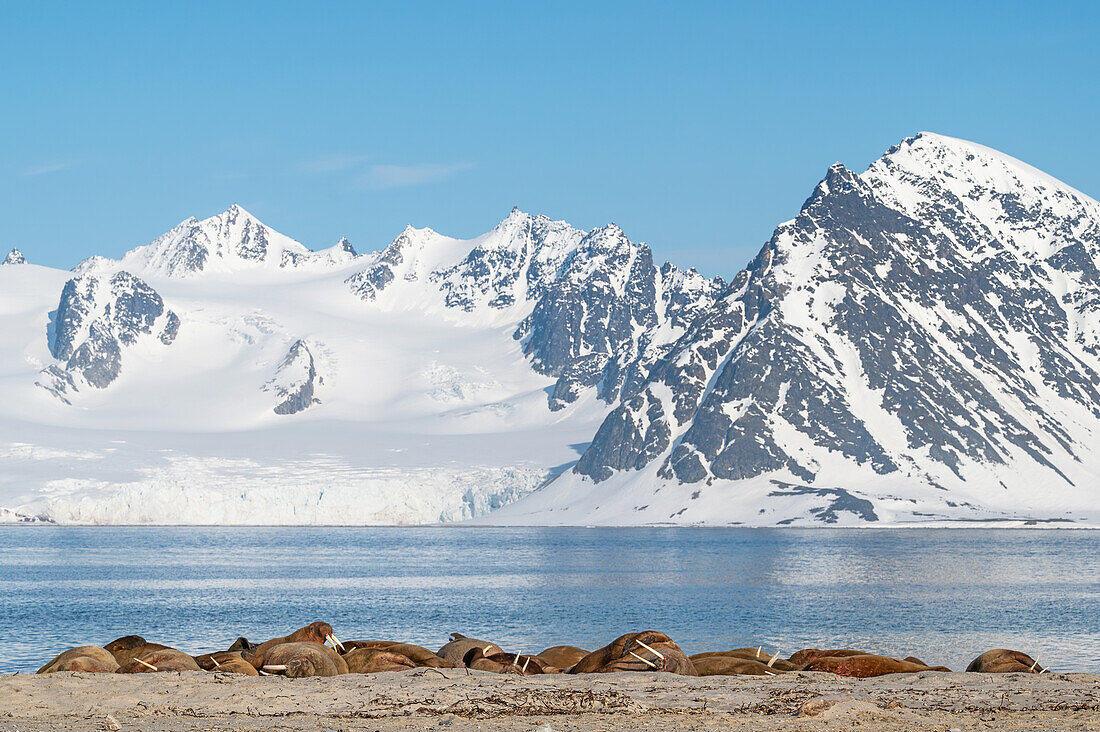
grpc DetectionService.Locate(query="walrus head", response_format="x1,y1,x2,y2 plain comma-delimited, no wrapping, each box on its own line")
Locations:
284,657,316,678
291,622,343,652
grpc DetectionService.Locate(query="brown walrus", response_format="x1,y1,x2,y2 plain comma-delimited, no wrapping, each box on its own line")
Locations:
692,655,784,676
252,622,343,663
117,648,202,673
195,650,256,672
802,654,950,677
569,631,697,675
462,648,549,674
204,653,259,676
227,637,256,652
375,643,456,668
344,647,418,674
437,634,503,667
104,635,171,667
690,649,800,672
262,642,348,677
536,646,590,671
966,649,1045,673
788,648,874,667
37,646,120,674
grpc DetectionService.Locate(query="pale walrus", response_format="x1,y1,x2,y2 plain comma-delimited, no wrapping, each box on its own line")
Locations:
802,654,950,677
536,646,590,671
262,642,347,678
437,634,503,667
462,648,549,674
117,648,202,673
104,635,170,667
692,655,784,676
966,649,1045,673
252,622,344,663
37,646,120,674
569,632,697,675
690,649,800,671
344,647,418,674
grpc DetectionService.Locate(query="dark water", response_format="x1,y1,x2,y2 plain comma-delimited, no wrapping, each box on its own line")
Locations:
1,527,1097,673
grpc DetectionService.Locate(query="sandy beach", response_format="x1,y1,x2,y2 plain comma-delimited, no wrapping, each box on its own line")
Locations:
2,670,1098,731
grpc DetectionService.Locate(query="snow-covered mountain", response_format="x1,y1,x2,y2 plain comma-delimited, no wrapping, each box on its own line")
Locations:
0,202,716,524
2,132,1099,526
489,132,1100,526
2,248,26,266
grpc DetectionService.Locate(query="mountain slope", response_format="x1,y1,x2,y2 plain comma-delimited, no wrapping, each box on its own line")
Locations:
488,133,1100,526
0,205,719,524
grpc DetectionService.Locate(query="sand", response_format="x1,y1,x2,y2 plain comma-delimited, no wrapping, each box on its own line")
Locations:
1,669,1098,731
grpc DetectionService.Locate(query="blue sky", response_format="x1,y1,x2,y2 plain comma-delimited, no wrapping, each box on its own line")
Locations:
2,1,1097,274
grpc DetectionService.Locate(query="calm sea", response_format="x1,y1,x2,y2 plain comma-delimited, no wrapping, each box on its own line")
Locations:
1,527,1097,673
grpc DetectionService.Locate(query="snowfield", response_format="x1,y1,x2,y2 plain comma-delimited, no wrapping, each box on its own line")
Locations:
3,133,1100,526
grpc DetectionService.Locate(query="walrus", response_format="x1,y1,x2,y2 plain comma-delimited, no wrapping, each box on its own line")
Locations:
692,655,784,676
227,637,255,652
117,648,201,673
104,635,171,667
966,649,1045,673
203,652,259,676
437,634,503,667
690,649,800,672
569,632,697,675
252,622,344,663
802,654,950,677
788,648,871,667
262,642,347,677
37,646,120,674
344,647,418,674
374,643,456,668
462,648,549,674
536,646,590,671
195,650,255,672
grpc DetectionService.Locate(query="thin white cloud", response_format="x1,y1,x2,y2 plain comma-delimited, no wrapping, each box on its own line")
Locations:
357,162,475,190
21,160,80,178
298,153,373,174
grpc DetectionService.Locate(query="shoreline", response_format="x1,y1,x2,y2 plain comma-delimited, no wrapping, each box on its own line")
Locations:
2,670,1098,731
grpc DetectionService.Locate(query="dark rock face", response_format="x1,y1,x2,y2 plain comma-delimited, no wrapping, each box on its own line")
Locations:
569,133,1100,516
431,209,583,311
38,271,178,398
345,210,725,411
265,340,322,415
345,227,409,301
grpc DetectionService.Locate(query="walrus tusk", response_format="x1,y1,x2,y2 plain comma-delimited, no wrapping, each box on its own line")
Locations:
326,634,345,652
1029,659,1039,671
262,665,288,672
764,670,777,676
767,650,781,667
258,669,274,676
211,657,221,668
635,640,665,660
756,645,763,658
628,651,658,669
134,658,158,671
522,656,530,673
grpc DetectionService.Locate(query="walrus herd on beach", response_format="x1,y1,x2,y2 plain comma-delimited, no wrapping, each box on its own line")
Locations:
36,623,1051,679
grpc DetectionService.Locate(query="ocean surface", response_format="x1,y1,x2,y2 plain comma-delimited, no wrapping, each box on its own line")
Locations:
1,527,1097,673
